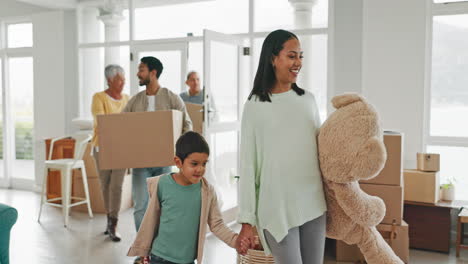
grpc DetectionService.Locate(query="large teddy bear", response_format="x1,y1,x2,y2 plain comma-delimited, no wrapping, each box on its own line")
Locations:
318,93,403,264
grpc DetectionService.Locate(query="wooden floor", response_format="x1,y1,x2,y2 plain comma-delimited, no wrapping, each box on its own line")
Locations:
2,188,468,264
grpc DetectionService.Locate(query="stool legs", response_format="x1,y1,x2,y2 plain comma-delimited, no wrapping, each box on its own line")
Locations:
61,168,72,227
80,165,93,218
37,167,49,222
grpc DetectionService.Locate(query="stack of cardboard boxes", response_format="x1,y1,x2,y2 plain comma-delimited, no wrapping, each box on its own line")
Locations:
336,131,409,263
403,153,440,204
71,143,133,213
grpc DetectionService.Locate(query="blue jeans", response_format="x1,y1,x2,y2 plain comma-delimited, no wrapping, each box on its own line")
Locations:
150,254,194,264
132,166,171,231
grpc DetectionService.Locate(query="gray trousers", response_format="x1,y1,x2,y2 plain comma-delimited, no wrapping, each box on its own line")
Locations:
93,148,126,218
264,213,326,264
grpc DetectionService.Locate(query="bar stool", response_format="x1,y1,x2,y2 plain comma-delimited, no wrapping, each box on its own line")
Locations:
37,134,93,227
456,208,468,257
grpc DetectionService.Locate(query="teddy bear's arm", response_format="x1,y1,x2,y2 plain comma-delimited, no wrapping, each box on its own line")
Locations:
331,181,385,227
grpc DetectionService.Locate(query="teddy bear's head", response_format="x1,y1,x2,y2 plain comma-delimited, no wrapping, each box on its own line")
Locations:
318,93,386,184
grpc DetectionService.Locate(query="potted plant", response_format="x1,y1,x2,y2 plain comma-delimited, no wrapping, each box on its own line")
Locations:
440,177,456,201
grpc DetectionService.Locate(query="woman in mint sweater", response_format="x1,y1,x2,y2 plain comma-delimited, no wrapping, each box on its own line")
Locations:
237,29,327,264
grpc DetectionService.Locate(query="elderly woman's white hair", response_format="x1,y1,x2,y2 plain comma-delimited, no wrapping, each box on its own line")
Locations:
105,64,125,81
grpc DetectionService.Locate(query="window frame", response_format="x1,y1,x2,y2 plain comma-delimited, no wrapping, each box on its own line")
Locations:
424,2,468,150
0,17,34,189
76,0,332,118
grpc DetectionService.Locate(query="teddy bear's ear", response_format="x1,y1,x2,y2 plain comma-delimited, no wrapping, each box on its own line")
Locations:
332,93,363,109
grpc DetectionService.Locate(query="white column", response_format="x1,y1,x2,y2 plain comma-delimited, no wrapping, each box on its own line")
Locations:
289,0,317,93
98,1,124,65
289,0,317,29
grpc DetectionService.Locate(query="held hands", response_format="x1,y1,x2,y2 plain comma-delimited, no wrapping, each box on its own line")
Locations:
236,223,256,255
141,256,150,264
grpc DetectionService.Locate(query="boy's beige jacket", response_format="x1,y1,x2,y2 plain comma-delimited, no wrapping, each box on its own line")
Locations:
127,176,238,263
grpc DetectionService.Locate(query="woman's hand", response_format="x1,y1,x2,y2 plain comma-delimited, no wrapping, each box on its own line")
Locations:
237,223,255,255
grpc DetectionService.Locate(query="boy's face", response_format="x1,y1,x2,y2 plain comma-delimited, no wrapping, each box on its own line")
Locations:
175,152,209,185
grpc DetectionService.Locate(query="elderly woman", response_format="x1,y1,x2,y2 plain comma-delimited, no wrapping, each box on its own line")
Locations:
91,64,129,242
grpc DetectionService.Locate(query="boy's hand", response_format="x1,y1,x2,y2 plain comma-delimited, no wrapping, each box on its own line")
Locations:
236,223,255,255
236,236,251,255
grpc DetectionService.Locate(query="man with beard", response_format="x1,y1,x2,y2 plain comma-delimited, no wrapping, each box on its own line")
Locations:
123,57,192,264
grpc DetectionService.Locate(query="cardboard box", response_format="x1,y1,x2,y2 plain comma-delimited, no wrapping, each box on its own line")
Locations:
417,153,440,172
97,110,183,170
336,221,409,263
360,183,403,225
403,169,439,204
72,173,132,214
185,103,203,134
360,131,403,186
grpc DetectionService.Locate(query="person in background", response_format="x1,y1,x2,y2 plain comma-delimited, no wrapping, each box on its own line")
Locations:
91,64,129,242
180,71,217,122
180,71,203,105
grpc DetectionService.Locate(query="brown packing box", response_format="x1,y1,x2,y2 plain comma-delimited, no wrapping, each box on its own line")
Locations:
417,153,440,172
97,110,183,170
360,131,403,186
185,103,203,134
360,183,403,225
403,169,440,204
336,221,409,263
83,142,99,178
71,173,132,213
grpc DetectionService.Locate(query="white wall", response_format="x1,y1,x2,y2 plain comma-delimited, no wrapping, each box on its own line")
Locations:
63,10,79,135
330,0,363,97
331,0,430,168
32,10,78,187
0,0,51,17
361,0,430,168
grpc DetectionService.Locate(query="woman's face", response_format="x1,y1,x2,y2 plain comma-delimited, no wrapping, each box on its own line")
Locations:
272,38,303,85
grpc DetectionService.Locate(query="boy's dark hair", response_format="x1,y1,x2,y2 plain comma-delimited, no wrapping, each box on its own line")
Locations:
176,131,210,162
140,56,163,78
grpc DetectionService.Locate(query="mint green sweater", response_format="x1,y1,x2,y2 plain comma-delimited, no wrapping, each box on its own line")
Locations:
238,89,327,254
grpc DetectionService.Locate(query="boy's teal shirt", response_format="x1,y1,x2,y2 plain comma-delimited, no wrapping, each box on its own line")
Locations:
151,173,201,263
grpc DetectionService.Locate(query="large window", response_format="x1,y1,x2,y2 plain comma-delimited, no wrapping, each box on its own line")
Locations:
9,57,34,180
429,4,468,200
77,0,329,117
0,20,35,186
134,0,248,40
0,59,3,180
431,15,468,137
255,0,328,31
7,23,33,48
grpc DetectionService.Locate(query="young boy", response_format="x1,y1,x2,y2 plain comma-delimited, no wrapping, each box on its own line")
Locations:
128,131,247,264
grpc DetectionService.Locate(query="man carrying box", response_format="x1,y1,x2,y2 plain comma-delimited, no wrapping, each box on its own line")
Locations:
123,56,192,241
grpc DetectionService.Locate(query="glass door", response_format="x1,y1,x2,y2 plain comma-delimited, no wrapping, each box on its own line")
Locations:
203,30,243,221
